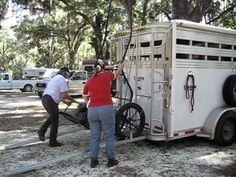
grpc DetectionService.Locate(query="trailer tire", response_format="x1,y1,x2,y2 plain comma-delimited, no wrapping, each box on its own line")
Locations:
24,84,33,92
223,75,236,106
214,111,236,146
115,103,145,140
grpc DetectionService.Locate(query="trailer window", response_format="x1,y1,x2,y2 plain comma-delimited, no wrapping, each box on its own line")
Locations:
176,39,190,45
130,56,136,61
234,57,236,62
154,54,162,61
140,42,150,47
140,55,150,61
207,56,219,61
130,44,136,48
207,42,219,48
192,41,205,47
192,55,205,60
176,53,189,59
234,46,236,50
221,56,231,62
154,40,162,46
221,44,232,50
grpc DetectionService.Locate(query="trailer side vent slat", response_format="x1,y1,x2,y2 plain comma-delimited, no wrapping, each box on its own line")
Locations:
221,44,232,50
207,56,219,61
192,55,205,60
221,57,232,62
140,42,150,47
176,53,190,59
192,41,205,47
207,42,219,48
176,39,190,45
154,40,162,46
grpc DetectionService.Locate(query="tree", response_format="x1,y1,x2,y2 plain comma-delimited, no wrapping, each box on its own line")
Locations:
0,29,27,78
0,0,9,29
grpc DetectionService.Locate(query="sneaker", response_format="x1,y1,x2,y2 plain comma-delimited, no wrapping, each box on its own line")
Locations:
107,159,119,167
90,158,99,168
49,141,63,147
37,130,45,141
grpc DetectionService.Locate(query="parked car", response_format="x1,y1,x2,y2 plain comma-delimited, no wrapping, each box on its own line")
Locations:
34,70,88,98
0,72,40,92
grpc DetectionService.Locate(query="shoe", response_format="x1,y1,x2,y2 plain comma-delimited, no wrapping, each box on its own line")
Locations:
38,130,45,141
90,158,99,168
49,141,63,147
107,159,119,167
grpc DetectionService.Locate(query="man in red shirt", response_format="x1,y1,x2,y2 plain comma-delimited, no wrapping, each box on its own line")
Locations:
83,59,124,168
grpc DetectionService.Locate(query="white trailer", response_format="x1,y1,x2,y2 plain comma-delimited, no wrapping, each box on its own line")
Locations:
112,20,236,146
23,67,47,79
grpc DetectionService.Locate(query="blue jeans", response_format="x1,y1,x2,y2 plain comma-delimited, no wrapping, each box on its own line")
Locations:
87,105,115,160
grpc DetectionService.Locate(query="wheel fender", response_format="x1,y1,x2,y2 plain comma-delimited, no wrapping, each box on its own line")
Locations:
203,107,236,140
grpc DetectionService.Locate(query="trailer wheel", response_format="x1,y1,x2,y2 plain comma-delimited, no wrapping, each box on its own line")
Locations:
223,75,236,106
115,103,145,140
24,84,33,92
214,112,236,146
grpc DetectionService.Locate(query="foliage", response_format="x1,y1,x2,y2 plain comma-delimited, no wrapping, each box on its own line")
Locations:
0,29,27,78
0,0,9,25
0,0,235,76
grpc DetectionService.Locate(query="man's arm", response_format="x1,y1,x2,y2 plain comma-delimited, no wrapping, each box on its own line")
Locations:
61,91,79,104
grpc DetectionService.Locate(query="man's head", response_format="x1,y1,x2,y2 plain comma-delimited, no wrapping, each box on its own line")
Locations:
94,59,105,73
58,67,70,78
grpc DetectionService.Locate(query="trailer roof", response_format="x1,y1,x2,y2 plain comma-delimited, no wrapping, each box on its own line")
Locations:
113,20,236,38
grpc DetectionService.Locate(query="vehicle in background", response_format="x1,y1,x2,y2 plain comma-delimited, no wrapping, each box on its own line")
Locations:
23,67,47,79
34,69,59,97
34,70,88,98
81,59,116,77
0,72,39,92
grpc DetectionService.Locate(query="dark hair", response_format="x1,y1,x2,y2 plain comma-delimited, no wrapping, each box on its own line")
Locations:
60,67,69,72
94,59,105,69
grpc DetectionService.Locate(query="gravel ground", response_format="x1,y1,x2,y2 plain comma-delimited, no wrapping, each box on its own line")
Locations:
0,90,235,177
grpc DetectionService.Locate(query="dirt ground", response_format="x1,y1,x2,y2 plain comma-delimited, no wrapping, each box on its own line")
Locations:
0,90,235,177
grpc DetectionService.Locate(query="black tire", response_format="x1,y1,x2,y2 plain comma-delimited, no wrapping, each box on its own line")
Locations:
115,103,145,140
223,75,236,106
214,111,236,146
24,84,33,92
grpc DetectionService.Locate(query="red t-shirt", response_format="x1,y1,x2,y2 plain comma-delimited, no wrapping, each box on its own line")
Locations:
83,71,115,107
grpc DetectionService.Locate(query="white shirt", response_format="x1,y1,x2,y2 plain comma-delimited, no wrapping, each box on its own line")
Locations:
43,74,69,104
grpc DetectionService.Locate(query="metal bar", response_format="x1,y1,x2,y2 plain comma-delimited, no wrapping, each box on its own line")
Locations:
3,135,146,176
4,126,81,150
3,148,89,177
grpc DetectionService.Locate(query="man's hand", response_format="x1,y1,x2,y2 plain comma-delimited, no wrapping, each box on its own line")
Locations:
63,99,72,106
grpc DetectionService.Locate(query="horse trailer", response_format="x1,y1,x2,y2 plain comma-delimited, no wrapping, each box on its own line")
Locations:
112,20,236,146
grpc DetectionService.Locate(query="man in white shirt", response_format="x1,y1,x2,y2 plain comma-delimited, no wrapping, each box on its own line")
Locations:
38,67,79,147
